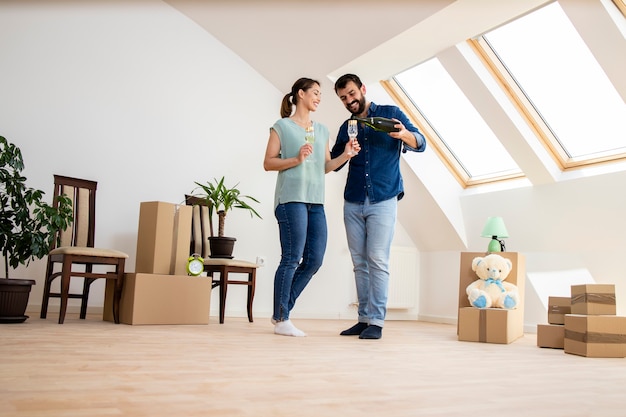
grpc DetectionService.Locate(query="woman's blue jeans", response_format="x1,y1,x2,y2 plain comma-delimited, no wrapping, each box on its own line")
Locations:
273,202,327,322
344,196,397,328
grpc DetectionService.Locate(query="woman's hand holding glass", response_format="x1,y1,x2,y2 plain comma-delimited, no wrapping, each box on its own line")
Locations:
304,125,315,162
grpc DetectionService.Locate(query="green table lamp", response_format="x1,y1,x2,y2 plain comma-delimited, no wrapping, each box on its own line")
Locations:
481,216,509,252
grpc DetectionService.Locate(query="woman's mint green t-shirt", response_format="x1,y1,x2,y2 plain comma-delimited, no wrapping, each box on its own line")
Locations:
271,118,329,209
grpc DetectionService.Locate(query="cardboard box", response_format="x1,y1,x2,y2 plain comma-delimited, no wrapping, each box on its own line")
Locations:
564,314,626,358
570,284,616,315
537,323,565,349
135,201,193,276
458,307,524,344
548,296,571,325
103,273,211,325
457,252,525,344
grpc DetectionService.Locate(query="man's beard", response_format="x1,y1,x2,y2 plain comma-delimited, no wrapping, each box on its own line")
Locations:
347,97,366,116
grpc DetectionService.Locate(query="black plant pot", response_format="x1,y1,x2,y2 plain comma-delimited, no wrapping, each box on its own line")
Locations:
0,278,36,323
208,236,236,259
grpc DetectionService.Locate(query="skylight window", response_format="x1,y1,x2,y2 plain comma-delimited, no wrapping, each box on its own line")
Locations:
482,1,626,165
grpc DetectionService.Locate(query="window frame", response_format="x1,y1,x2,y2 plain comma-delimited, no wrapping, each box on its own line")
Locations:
469,31,626,170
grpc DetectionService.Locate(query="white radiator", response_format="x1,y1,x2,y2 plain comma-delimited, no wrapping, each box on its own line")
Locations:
387,246,419,309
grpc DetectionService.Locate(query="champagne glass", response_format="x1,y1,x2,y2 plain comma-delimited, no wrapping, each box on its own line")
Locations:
305,124,315,162
347,119,359,156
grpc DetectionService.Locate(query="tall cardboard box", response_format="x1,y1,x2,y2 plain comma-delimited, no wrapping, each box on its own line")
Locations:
135,201,193,276
103,273,211,325
457,252,525,344
564,314,626,358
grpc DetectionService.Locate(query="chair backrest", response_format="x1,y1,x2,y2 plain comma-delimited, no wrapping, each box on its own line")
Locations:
185,195,212,259
52,175,97,249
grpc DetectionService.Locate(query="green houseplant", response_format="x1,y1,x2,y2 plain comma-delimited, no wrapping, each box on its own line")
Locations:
191,176,261,258
0,136,74,323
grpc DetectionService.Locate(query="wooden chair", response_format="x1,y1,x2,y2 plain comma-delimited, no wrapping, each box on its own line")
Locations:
40,175,128,324
185,195,258,324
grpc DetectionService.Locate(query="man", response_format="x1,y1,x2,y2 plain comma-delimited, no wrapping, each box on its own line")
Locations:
331,74,426,340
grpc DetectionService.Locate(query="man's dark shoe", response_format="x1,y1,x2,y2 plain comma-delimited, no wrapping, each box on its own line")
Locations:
340,322,369,336
359,325,382,340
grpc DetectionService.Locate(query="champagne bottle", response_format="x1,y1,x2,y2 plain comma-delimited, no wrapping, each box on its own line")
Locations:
353,117,400,133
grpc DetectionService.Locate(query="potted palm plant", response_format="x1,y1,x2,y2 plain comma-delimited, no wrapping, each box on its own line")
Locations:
191,176,261,258
0,136,74,323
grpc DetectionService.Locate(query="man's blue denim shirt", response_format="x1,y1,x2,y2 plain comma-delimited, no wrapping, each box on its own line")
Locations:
331,102,426,204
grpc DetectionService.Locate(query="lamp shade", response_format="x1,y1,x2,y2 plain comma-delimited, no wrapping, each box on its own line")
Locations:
481,217,509,239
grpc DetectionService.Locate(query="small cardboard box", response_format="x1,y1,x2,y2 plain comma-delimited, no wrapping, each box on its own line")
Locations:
537,323,565,349
103,273,211,325
135,201,193,276
570,284,616,315
548,296,571,325
564,314,626,358
457,252,525,344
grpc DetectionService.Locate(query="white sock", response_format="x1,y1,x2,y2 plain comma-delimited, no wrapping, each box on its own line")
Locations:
274,320,306,337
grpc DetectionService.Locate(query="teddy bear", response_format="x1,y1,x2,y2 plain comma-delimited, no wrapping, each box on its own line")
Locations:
466,253,520,309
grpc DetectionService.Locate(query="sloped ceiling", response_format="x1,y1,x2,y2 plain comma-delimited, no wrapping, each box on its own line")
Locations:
163,0,454,92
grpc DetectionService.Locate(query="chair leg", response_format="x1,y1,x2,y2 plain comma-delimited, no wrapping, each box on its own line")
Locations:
80,277,95,319
112,286,121,324
247,272,255,323
219,273,228,324
58,259,73,324
112,263,125,324
40,279,52,320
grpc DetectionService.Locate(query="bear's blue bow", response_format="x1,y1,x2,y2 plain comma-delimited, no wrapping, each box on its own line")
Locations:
485,278,505,292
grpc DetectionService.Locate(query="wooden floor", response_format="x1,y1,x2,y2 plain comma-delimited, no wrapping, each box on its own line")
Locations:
1,315,625,417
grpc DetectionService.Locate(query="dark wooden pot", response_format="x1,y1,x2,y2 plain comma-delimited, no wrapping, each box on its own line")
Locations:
208,237,236,259
0,278,36,323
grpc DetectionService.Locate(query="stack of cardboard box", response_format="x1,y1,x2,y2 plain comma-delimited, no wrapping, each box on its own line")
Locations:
457,252,526,344
103,201,212,325
537,284,626,358
537,296,570,349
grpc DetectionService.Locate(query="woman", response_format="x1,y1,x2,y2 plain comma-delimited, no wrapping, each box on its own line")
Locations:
263,77,359,336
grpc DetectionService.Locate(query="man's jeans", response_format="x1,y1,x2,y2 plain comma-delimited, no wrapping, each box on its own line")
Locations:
344,196,397,327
